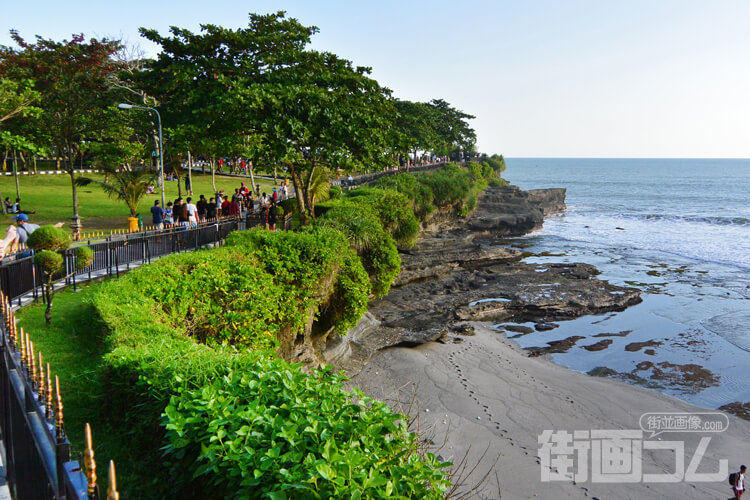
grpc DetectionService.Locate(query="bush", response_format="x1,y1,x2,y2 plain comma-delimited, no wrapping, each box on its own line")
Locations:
417,164,472,209
314,206,401,297
162,359,451,499
372,174,435,221
27,225,71,251
91,229,448,498
346,188,419,248
34,250,63,275
486,154,506,172
74,246,94,269
328,184,342,199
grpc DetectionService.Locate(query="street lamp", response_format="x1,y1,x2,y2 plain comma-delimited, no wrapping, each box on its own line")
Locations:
118,103,166,207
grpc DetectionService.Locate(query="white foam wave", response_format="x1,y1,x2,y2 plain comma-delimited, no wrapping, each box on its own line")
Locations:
542,211,750,269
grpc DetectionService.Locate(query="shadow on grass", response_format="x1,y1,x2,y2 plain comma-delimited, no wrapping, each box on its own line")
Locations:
16,284,151,497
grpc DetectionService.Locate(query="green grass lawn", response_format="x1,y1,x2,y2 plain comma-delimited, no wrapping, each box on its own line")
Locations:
0,172,279,230
16,284,146,496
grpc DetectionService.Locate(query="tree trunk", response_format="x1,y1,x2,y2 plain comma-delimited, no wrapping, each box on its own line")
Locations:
32,156,38,174
210,157,217,193
273,164,278,185
69,169,80,218
44,283,53,325
2,150,8,171
176,162,182,199
290,166,308,226
12,150,20,199
249,161,257,196
187,150,193,196
304,164,316,220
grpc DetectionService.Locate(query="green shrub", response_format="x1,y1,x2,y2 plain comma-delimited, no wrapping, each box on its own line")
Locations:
487,154,506,172
328,184,342,199
372,174,435,221
489,177,508,187
27,225,71,251
346,188,419,248
34,250,63,275
314,206,401,297
416,164,472,209
74,246,94,269
91,229,449,498
162,359,451,499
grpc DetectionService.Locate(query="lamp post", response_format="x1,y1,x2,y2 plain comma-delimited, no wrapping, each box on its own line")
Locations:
117,103,166,207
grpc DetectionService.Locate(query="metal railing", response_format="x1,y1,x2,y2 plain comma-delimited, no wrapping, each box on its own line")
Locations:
0,296,90,499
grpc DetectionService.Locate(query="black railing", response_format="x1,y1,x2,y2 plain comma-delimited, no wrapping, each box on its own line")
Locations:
0,218,244,306
0,301,88,499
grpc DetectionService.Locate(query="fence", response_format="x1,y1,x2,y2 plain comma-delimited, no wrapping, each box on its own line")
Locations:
0,218,244,307
0,295,92,499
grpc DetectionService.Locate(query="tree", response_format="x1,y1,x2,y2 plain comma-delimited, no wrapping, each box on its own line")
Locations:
27,226,93,324
393,100,439,166
427,99,476,160
0,31,123,227
137,12,397,225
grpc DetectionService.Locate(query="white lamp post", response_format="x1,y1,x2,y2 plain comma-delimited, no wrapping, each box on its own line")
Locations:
118,103,166,207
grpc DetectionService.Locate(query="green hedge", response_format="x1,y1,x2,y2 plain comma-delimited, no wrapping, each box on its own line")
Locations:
313,205,401,297
92,228,449,497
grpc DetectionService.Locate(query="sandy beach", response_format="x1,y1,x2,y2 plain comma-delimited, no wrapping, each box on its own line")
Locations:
351,323,750,499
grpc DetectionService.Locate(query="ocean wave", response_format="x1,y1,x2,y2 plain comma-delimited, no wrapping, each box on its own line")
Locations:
542,213,750,270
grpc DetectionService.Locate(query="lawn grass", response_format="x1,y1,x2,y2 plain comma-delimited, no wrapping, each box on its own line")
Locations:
15,284,147,496
0,171,280,230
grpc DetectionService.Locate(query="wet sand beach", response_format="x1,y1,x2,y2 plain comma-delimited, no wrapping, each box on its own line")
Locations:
352,323,750,499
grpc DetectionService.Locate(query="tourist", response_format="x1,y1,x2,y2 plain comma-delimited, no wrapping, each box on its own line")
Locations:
4,197,15,213
272,187,278,204
13,198,35,215
13,214,40,257
221,196,232,217
239,182,249,198
185,197,200,227
206,197,217,220
733,465,746,500
164,202,174,226
0,226,18,259
197,195,208,220
150,200,165,231
232,189,242,204
268,201,277,231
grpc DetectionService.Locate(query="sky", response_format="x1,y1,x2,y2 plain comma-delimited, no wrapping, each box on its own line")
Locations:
1,0,749,158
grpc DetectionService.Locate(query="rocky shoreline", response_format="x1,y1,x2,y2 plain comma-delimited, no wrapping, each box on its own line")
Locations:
326,184,642,372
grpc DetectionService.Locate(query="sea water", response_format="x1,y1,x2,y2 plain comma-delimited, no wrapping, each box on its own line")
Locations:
502,158,750,409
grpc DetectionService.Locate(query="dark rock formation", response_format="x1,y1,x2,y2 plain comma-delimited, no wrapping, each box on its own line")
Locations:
327,185,642,373
467,185,565,237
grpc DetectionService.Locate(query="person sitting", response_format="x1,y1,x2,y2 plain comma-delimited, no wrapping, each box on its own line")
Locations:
12,198,35,215
4,197,15,214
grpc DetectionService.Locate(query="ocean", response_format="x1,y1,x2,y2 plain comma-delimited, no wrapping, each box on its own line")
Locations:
502,158,750,410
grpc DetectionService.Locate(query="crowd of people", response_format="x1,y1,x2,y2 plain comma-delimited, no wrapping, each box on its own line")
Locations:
149,180,292,232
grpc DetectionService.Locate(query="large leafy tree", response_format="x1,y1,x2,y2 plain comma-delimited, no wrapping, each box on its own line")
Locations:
136,12,396,225
393,99,439,166
0,31,123,224
428,98,476,160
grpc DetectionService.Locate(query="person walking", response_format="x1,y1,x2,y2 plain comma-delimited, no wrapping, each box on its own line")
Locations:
268,201,278,231
206,197,217,220
733,465,746,500
197,195,208,220
185,197,200,227
164,202,174,226
151,200,165,231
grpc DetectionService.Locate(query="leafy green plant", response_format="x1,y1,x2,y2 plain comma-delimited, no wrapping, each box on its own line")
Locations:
162,359,451,499
28,225,92,324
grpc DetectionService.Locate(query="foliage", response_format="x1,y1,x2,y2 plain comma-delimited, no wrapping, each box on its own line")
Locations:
372,173,435,220
74,246,94,269
486,154,506,173
162,360,451,499
314,205,401,297
328,184,342,199
0,32,123,218
393,98,476,161
345,188,420,248
88,228,449,498
27,224,71,251
33,249,63,275
417,164,472,209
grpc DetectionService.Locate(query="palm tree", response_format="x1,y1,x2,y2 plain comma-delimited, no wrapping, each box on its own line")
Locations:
306,166,331,217
76,164,156,217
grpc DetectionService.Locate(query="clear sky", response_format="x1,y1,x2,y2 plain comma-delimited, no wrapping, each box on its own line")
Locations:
2,0,749,158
